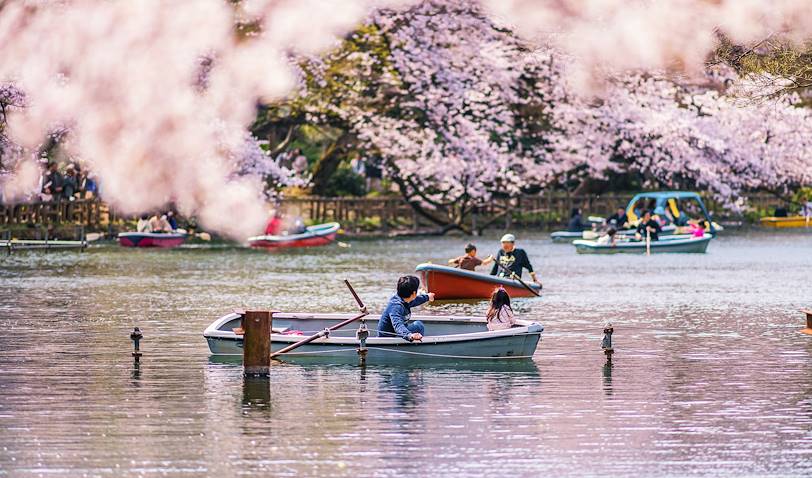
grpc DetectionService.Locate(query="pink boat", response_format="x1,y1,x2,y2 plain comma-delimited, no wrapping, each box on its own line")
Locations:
118,232,187,248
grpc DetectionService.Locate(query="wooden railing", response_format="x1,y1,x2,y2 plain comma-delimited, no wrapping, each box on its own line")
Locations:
0,199,108,227
0,192,788,233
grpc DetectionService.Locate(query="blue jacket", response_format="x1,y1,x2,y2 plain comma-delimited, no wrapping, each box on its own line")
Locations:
377,294,429,340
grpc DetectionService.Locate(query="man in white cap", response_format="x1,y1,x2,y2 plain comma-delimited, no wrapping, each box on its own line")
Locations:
490,233,540,285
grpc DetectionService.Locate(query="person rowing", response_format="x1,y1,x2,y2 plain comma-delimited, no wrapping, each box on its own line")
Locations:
635,209,662,241
490,234,541,286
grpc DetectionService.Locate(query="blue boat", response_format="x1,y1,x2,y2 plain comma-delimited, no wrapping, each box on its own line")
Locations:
624,191,723,235
573,233,713,254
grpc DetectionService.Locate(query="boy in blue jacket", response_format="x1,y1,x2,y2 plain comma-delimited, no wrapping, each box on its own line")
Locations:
378,275,434,341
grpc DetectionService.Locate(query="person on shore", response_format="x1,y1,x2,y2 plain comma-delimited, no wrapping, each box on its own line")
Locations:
567,207,587,232
62,164,78,200
597,228,618,246
490,234,541,285
448,243,493,271
137,214,152,233
486,287,516,331
606,207,629,229
635,210,662,241
378,275,434,342
41,162,63,200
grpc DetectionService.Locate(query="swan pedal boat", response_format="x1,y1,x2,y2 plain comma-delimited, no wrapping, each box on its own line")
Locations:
573,233,713,254
118,231,187,248
415,263,541,300
247,222,340,249
204,312,543,363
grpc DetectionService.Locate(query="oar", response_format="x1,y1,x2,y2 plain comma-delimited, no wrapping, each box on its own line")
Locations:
496,261,541,296
646,229,651,256
270,280,368,359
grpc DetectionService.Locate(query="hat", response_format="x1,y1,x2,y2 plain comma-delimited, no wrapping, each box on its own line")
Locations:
500,234,515,243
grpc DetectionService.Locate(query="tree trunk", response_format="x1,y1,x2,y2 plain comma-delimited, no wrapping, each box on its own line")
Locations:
310,134,349,195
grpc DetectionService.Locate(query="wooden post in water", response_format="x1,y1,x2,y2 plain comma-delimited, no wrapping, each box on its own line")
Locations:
243,310,272,377
801,309,812,335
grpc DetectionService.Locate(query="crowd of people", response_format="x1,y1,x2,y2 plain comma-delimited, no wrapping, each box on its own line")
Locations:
39,161,98,202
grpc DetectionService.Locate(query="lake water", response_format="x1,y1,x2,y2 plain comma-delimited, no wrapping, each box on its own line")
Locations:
1,230,811,477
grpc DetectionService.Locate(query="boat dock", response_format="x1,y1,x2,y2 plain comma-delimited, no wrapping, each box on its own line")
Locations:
1,239,88,254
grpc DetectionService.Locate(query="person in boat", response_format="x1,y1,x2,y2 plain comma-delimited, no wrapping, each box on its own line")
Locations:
378,275,435,342
605,207,629,229
490,234,541,285
264,210,283,235
166,210,178,231
567,208,587,232
448,243,494,271
635,210,662,241
136,214,152,233
596,228,618,246
688,219,706,237
149,213,172,233
486,287,516,331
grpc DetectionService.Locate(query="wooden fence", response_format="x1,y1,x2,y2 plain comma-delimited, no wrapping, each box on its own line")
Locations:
0,192,788,234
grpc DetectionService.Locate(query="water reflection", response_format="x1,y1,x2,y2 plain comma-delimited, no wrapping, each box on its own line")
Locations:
1,231,812,476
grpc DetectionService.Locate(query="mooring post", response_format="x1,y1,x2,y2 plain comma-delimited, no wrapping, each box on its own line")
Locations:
601,323,614,361
801,309,812,335
243,310,272,377
130,327,143,363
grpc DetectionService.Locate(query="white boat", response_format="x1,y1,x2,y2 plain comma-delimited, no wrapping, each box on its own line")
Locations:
204,312,543,364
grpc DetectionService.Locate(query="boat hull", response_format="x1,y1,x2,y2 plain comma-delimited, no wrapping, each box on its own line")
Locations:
415,263,541,300
573,234,712,254
118,232,186,248
204,312,543,364
760,216,811,228
247,222,339,249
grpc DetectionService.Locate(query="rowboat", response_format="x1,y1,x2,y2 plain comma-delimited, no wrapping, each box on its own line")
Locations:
118,231,186,248
415,263,541,300
572,233,712,254
247,222,340,249
759,216,811,228
204,311,543,363
551,225,677,243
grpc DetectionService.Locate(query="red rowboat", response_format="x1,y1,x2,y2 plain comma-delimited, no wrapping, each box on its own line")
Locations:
415,263,542,300
247,222,340,249
118,232,186,248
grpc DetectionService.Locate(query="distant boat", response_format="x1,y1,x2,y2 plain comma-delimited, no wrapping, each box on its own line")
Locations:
573,233,713,254
204,311,543,363
415,263,541,300
552,191,723,243
247,222,340,249
118,231,186,248
760,216,811,228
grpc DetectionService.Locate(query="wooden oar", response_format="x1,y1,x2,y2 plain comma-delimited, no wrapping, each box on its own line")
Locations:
496,261,541,296
270,280,368,358
646,229,651,256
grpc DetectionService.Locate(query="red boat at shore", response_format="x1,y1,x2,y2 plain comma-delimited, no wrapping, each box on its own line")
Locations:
118,232,187,248
415,263,542,300
247,222,340,249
